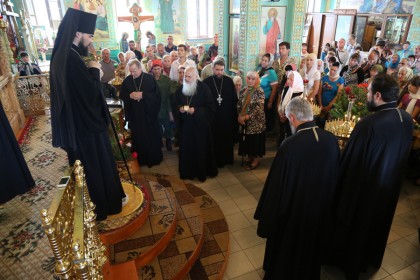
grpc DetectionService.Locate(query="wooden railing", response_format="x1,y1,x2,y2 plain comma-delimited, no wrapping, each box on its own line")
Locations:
40,160,107,279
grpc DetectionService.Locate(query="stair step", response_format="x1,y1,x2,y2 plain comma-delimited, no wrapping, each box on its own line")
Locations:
109,175,179,268
102,173,229,280
103,259,138,280
99,181,150,245
137,174,204,280
185,183,229,280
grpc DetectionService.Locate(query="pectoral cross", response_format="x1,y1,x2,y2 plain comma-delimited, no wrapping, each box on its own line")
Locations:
217,95,223,105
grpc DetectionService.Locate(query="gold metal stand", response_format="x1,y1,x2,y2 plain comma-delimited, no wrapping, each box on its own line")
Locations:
40,160,107,279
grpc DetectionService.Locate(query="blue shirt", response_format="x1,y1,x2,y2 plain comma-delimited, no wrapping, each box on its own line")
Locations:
258,68,278,99
321,76,344,107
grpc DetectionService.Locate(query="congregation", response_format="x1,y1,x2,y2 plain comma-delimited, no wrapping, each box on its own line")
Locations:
95,31,420,279
13,7,415,279
102,32,420,174
0,0,419,278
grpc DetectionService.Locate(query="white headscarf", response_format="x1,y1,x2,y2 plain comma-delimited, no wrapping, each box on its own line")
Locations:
305,54,319,91
279,70,304,114
317,59,324,74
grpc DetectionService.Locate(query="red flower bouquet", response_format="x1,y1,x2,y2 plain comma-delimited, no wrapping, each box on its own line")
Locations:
330,83,369,120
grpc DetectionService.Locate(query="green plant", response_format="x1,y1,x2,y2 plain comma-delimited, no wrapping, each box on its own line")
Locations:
108,114,135,161
330,83,370,120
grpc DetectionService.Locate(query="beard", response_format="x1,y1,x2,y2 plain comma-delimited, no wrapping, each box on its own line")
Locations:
182,80,198,97
366,99,376,112
78,39,89,56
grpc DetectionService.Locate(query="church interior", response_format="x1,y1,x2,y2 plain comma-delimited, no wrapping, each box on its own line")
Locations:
1,0,420,279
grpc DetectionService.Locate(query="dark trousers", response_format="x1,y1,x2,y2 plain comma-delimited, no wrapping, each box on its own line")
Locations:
264,96,277,133
159,118,173,139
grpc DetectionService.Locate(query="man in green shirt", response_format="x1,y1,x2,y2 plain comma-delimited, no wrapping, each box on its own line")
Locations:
151,60,174,150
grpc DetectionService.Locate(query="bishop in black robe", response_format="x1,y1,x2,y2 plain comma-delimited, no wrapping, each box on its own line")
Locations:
50,8,125,220
0,102,35,203
203,74,238,167
176,80,218,182
255,119,340,280
120,70,163,167
327,102,413,279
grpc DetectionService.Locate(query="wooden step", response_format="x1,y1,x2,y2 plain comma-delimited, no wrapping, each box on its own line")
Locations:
140,175,230,280
185,183,229,280
103,173,229,280
109,175,179,268
137,174,205,280
99,181,150,245
103,259,138,280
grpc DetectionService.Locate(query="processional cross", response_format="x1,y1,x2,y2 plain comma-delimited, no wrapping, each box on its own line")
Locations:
117,3,154,51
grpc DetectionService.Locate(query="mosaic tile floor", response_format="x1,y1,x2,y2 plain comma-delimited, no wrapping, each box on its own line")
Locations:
0,115,229,280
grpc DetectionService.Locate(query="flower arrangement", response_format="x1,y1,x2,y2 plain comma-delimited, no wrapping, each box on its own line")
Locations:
108,113,135,161
330,83,370,120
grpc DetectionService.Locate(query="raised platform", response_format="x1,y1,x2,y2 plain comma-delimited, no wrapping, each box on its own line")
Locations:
100,173,229,280
99,181,149,245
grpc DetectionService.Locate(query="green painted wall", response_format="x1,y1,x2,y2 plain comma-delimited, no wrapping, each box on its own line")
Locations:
407,0,420,47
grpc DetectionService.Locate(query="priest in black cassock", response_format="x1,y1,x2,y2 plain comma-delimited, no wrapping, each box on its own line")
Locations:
176,66,218,182
203,59,238,167
120,59,163,167
326,75,413,280
0,102,35,204
50,8,125,220
254,98,340,279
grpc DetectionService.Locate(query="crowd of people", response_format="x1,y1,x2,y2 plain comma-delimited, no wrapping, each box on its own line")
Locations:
107,34,420,169
99,33,419,279
45,7,420,278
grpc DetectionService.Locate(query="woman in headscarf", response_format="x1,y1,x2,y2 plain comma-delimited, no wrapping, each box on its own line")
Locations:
237,71,266,170
233,75,243,99
277,64,303,141
397,66,414,103
340,52,364,86
278,64,304,118
316,62,344,128
303,53,321,100
398,76,420,120
386,53,400,80
257,53,278,133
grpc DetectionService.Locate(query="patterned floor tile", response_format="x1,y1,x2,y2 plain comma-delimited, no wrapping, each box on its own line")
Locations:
1,115,230,279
